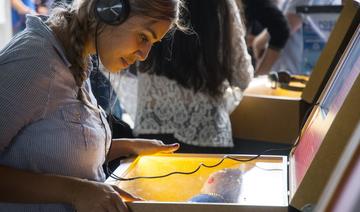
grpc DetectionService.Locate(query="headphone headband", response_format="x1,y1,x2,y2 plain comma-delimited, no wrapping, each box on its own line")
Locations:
95,0,130,25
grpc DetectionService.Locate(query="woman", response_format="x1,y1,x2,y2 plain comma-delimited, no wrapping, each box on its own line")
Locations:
134,0,254,153
241,0,290,75
0,0,184,211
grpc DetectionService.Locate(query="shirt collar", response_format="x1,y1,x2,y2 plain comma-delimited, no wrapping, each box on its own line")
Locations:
25,15,71,68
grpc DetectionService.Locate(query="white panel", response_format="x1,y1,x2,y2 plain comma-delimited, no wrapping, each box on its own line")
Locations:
0,0,13,49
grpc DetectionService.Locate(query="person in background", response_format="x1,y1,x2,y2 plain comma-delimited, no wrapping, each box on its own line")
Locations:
0,0,184,211
10,0,36,34
271,0,342,75
239,0,290,75
133,0,253,153
35,0,54,15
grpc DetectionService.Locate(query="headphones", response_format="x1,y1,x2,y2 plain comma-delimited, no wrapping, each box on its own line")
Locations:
268,71,308,84
268,71,308,91
95,0,130,25
268,71,293,84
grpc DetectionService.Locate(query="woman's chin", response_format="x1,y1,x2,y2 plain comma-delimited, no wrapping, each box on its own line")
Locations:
103,64,124,73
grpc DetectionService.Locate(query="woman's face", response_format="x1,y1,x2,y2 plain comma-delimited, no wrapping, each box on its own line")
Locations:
97,16,172,72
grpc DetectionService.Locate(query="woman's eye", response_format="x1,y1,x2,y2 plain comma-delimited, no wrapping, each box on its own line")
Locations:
140,34,149,44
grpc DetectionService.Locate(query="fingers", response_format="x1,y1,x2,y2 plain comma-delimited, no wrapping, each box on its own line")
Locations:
100,186,133,212
112,185,143,201
101,200,128,212
132,138,163,145
109,192,129,212
149,140,179,153
159,143,180,153
130,139,180,155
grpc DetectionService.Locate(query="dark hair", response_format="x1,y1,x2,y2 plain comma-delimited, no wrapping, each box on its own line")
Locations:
139,0,234,97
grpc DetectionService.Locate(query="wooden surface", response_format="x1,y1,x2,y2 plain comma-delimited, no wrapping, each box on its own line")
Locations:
244,76,306,98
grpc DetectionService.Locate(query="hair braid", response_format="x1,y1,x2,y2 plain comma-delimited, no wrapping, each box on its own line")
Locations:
68,12,87,87
67,8,90,103
48,2,98,106
48,0,184,104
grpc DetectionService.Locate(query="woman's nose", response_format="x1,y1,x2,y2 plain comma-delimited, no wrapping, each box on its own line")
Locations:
136,43,152,61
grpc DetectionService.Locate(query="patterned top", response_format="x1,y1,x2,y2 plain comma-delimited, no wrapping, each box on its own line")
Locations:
133,0,254,147
0,15,111,211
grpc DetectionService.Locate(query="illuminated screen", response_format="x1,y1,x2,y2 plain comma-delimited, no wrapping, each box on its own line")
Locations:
291,26,360,193
321,28,360,116
109,154,288,206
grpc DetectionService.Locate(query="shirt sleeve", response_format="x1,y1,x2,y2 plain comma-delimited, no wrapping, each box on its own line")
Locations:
246,0,290,50
228,0,254,90
0,47,49,152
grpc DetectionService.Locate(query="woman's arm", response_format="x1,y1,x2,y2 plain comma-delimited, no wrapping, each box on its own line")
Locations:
107,138,179,161
228,0,254,90
0,165,136,212
255,46,281,76
286,13,303,34
0,165,74,204
246,0,290,75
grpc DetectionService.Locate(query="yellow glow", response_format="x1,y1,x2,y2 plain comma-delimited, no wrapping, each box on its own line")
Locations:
245,75,308,98
112,154,288,206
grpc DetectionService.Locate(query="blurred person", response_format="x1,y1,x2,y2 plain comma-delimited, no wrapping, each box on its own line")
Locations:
271,0,342,75
133,0,254,153
240,0,290,75
11,0,36,33
35,0,54,15
0,0,184,211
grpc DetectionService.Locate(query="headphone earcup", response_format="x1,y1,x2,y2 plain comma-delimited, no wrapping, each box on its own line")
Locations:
268,71,279,83
95,0,130,25
277,71,292,84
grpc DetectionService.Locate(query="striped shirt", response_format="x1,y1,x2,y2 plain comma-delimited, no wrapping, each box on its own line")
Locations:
0,15,111,211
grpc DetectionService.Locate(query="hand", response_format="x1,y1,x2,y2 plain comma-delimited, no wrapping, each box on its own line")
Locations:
108,139,180,161
130,139,180,156
201,168,243,203
36,6,48,15
71,179,142,212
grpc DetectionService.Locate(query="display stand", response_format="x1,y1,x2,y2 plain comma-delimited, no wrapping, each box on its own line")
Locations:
106,4,360,210
230,0,360,144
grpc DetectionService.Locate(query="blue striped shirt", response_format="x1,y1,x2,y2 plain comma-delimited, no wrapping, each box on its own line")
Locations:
0,15,111,211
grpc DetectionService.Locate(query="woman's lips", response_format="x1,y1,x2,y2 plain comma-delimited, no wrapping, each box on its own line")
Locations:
121,57,129,67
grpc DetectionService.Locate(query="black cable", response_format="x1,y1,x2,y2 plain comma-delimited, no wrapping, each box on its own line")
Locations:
108,101,321,181
290,102,320,151
104,72,115,178
93,23,115,178
109,155,260,181
109,147,292,181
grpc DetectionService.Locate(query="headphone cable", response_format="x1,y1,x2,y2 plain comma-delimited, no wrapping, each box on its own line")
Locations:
108,101,320,181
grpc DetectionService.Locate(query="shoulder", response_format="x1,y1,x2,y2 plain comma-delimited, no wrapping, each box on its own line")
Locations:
1,31,64,76
0,32,65,100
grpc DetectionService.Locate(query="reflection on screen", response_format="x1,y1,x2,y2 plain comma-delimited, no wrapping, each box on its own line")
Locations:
320,27,360,117
291,26,360,193
113,155,288,206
